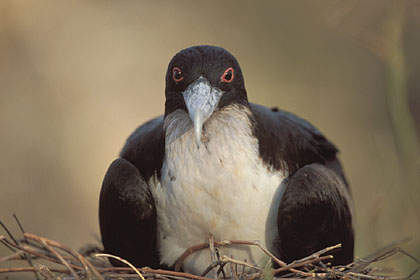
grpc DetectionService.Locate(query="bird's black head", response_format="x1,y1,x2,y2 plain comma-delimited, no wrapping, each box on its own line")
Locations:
164,45,248,146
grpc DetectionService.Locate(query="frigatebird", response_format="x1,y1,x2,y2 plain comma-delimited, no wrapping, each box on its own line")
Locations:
99,45,354,274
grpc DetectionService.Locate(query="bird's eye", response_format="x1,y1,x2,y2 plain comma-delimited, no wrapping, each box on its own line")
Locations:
172,67,184,82
221,67,234,83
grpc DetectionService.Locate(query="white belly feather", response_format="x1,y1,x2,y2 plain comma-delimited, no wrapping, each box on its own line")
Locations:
149,105,286,275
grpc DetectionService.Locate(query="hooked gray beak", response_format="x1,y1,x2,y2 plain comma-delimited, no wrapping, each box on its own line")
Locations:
182,77,223,147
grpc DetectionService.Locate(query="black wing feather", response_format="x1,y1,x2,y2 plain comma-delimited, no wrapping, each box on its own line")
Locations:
276,163,354,266
99,158,159,267
100,116,165,268
120,116,165,181
250,103,345,182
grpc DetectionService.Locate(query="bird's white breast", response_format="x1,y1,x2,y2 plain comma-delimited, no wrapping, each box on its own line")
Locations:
149,105,286,275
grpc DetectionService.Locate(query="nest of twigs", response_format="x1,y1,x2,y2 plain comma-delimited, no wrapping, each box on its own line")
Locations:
1,217,419,280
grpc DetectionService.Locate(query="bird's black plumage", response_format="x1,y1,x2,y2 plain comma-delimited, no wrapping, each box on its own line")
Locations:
251,104,344,177
276,163,354,266
99,45,354,272
120,116,165,181
99,158,159,267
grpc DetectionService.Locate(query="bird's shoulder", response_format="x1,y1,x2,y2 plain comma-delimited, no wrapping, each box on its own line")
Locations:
249,103,339,175
120,115,165,181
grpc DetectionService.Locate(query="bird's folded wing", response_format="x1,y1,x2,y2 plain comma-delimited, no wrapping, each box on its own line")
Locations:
99,157,160,267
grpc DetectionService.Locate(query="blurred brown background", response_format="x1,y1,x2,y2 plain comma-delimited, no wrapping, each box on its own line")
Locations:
1,0,419,276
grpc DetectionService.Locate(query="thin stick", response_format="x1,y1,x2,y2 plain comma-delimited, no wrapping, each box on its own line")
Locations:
351,243,403,272
221,240,312,277
78,252,105,280
208,235,218,279
0,220,19,247
1,236,82,270
0,250,25,262
273,255,334,274
216,262,227,279
200,260,223,277
13,214,41,280
0,267,70,273
175,243,210,271
247,272,263,280
98,266,214,280
34,263,61,280
343,271,410,280
24,233,103,280
12,214,26,243
174,239,312,277
174,240,260,271
296,243,341,263
24,233,81,258
101,273,175,280
96,253,145,280
0,238,16,253
399,249,420,266
40,238,80,280
19,244,83,270
229,257,239,280
19,234,81,278
142,268,214,280
219,255,260,271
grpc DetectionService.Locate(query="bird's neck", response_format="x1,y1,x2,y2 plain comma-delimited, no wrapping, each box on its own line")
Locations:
163,104,253,150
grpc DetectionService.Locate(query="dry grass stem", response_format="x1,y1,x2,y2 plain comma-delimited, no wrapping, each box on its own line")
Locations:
96,253,145,280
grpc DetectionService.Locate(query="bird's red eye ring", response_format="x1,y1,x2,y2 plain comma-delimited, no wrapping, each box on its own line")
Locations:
221,67,234,83
172,67,183,82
